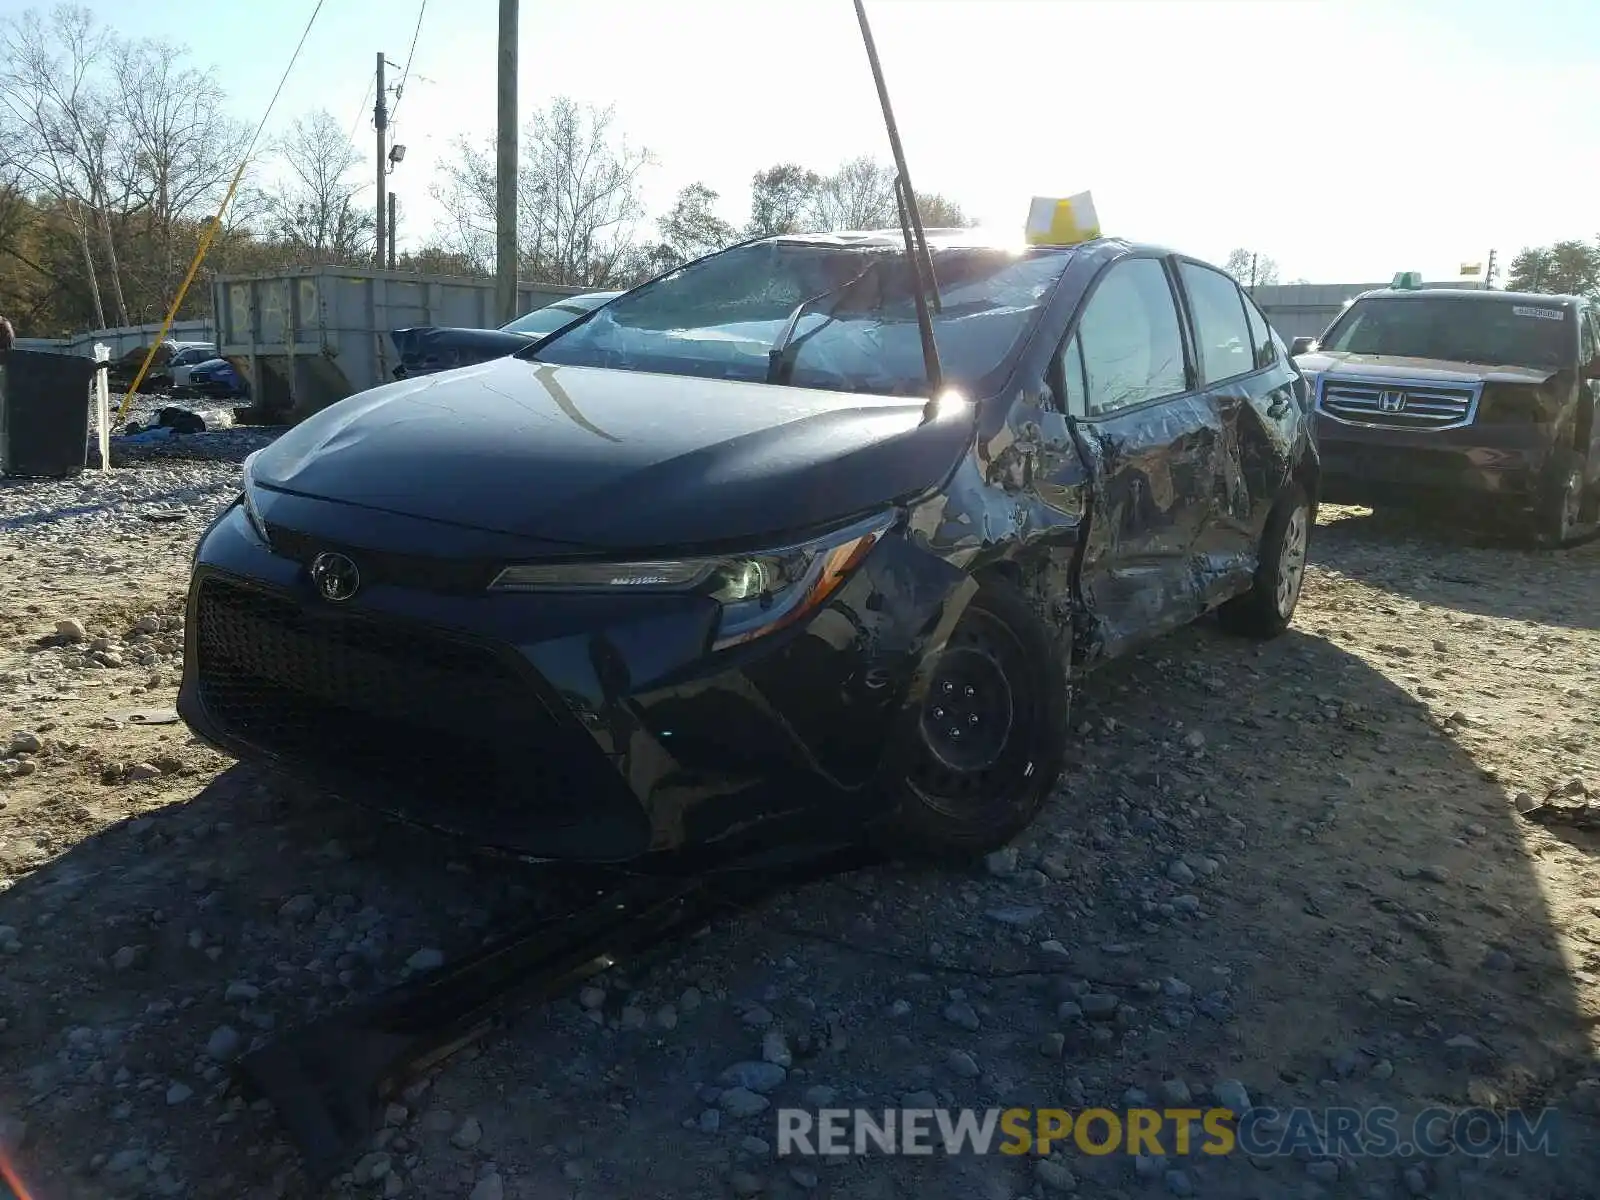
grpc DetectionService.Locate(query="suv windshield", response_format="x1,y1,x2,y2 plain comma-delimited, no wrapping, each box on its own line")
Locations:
1320,295,1575,370
529,240,1074,396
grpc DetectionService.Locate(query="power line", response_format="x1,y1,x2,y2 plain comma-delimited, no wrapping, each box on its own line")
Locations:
347,75,374,144
388,0,428,125
247,0,331,163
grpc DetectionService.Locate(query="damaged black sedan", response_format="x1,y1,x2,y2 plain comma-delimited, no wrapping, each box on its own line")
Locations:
179,230,1319,865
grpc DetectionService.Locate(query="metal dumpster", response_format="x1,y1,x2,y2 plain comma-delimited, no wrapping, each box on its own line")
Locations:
210,267,582,422
0,349,99,478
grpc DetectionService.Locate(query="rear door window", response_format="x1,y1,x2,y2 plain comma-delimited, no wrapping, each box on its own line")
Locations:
1241,292,1278,370
1179,261,1255,385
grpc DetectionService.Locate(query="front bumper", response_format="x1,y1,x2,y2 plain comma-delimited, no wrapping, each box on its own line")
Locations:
177,502,973,862
1314,414,1558,509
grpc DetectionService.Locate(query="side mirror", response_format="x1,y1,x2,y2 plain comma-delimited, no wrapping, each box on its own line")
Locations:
1289,336,1317,357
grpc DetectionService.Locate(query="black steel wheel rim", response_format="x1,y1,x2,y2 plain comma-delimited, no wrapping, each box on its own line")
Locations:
907,608,1034,817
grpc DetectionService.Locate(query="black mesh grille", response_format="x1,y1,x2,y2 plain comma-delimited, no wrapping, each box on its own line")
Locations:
193,577,624,841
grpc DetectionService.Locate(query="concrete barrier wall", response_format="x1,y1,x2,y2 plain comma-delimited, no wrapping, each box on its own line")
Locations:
14,320,215,359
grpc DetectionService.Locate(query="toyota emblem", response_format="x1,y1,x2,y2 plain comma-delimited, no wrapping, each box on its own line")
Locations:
310,551,361,602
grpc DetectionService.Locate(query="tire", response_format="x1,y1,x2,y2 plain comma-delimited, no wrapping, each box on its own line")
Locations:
1218,482,1311,639
1527,449,1588,549
874,579,1069,862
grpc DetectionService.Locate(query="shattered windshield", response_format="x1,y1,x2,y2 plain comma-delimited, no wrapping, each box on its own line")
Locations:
528,240,1074,396
1320,296,1576,370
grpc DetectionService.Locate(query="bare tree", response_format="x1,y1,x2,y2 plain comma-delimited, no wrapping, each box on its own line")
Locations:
0,3,131,326
112,36,249,305
809,156,897,231
432,97,652,287
1223,247,1280,288
262,109,373,263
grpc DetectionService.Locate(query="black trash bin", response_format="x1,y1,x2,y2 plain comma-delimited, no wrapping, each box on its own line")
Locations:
0,349,99,478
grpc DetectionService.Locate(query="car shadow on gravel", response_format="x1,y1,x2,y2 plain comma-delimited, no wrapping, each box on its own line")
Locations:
1,617,1597,1199
0,762,622,1196
1313,505,1600,631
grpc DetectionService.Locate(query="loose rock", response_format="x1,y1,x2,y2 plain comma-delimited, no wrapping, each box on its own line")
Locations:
205,1025,242,1062
450,1116,483,1149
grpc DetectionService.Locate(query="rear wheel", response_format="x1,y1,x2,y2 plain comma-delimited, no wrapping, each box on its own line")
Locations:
875,580,1068,862
1218,483,1311,639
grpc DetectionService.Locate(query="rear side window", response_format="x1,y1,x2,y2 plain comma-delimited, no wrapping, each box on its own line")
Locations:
1241,292,1278,369
1179,262,1254,385
1075,258,1187,416
1581,308,1597,364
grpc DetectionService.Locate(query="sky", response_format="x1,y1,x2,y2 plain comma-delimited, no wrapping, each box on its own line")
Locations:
27,0,1600,284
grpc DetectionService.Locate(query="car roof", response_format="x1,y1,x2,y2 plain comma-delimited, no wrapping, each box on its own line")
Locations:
755,228,1164,257
1353,287,1584,307
751,231,1200,285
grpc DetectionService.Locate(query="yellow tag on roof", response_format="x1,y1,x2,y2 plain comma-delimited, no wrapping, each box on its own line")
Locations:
1026,192,1100,247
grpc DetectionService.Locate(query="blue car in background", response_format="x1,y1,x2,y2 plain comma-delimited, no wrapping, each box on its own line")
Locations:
172,356,248,400
389,290,622,379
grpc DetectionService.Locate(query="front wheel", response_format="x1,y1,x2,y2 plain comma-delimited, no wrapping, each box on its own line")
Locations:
1218,483,1311,639
874,580,1069,862
1528,450,1589,549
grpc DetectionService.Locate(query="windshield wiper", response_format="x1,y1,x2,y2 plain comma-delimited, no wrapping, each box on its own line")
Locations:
765,261,884,385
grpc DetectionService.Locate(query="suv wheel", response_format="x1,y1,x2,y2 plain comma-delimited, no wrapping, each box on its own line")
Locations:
1531,451,1588,548
1218,483,1311,639
875,580,1068,862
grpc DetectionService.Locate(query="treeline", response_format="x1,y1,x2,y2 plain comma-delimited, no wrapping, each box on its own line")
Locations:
0,5,974,338
1505,239,1600,299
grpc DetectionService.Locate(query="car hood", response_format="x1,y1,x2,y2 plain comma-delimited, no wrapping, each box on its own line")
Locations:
249,357,973,551
1294,351,1560,387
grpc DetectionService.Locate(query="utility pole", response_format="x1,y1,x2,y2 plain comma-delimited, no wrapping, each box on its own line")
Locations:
1484,248,1497,290
1250,252,1258,291
388,194,397,269
374,51,388,269
495,0,518,325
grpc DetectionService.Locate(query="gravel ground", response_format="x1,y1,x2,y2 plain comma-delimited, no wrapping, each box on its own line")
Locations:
1,447,1598,1200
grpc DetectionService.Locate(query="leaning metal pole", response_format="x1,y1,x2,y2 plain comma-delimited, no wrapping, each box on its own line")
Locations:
852,0,942,393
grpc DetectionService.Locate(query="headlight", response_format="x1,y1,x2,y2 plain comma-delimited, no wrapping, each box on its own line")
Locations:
239,452,270,545
490,511,896,651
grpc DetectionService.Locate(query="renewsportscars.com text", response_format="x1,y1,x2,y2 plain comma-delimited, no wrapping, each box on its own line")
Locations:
775,1106,1561,1158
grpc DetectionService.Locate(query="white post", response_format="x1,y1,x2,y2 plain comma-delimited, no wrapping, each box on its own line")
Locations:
93,343,111,471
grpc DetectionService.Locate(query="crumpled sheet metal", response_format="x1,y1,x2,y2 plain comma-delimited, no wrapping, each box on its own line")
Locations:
903,343,1313,673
